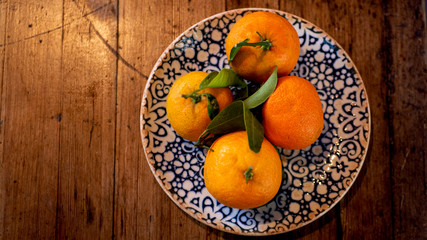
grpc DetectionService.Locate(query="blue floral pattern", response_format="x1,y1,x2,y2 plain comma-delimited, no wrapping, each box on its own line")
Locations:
140,8,370,236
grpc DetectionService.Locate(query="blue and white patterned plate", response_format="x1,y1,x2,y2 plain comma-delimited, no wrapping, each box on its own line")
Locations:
140,8,370,236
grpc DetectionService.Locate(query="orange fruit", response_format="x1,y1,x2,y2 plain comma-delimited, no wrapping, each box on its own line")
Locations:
204,131,282,209
262,76,324,150
226,11,300,84
166,71,233,142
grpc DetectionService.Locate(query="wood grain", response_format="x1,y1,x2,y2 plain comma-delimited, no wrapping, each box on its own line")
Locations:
0,0,425,239
330,1,394,238
0,2,7,237
114,0,166,239
56,0,117,239
114,0,230,239
225,0,279,10
0,1,62,238
386,0,426,239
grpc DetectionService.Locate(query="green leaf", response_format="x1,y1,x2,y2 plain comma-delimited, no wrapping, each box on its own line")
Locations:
243,104,264,153
204,100,246,135
243,66,278,109
199,68,247,89
195,100,246,150
195,98,265,153
229,39,249,62
199,71,219,89
202,93,219,120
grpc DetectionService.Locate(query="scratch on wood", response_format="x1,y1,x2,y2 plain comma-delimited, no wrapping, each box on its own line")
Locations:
89,23,148,80
120,210,124,236
86,191,95,225
74,186,78,201
56,113,62,123
335,202,343,239
71,0,148,80
401,149,409,171
89,124,94,147
99,211,103,231
88,93,95,147
1,1,150,81
0,2,112,47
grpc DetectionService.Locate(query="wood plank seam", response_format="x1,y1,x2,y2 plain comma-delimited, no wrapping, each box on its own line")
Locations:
382,1,397,239
0,0,9,238
54,1,65,238
112,0,119,239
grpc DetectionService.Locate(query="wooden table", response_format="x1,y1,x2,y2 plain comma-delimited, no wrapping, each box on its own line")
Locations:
0,0,425,239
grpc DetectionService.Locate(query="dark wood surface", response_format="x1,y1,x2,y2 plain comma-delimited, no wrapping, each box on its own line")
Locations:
0,0,426,239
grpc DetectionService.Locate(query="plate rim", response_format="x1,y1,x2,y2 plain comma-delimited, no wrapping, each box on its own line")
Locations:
140,7,372,236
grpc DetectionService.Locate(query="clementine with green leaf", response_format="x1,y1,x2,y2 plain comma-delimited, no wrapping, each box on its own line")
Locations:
226,11,300,83
166,71,233,142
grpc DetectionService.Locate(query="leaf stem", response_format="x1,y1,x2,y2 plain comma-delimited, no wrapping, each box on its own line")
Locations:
229,31,273,61
244,166,254,184
194,130,211,149
256,32,272,50
181,89,202,103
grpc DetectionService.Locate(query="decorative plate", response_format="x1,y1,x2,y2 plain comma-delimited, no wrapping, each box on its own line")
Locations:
140,8,370,236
